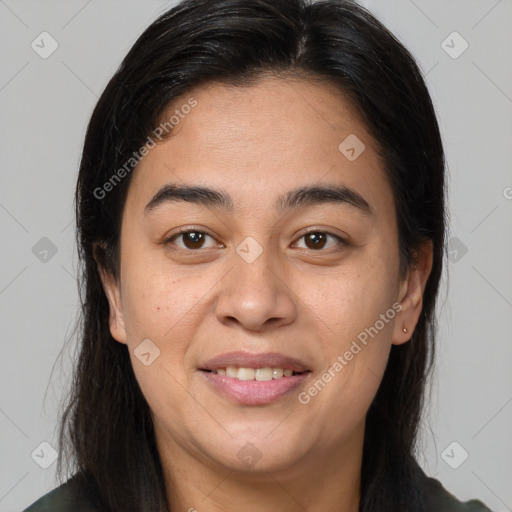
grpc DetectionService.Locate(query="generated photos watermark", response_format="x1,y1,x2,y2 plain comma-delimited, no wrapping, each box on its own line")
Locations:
298,301,403,405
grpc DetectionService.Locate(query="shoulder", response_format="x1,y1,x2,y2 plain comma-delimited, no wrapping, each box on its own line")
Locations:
421,472,493,512
22,473,103,512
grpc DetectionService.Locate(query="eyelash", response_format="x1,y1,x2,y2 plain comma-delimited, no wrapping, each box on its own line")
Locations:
163,227,348,253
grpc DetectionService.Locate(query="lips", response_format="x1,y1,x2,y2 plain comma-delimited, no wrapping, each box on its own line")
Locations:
200,370,311,405
199,351,312,405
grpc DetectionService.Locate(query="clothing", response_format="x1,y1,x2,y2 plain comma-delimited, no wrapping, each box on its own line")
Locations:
422,476,493,512
22,472,100,512
22,468,493,512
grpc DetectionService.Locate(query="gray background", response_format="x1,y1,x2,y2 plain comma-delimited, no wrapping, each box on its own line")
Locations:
0,0,511,511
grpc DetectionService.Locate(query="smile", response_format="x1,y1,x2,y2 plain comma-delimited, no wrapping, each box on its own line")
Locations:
210,366,305,380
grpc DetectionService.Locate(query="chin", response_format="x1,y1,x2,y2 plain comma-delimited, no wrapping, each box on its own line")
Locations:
202,434,310,475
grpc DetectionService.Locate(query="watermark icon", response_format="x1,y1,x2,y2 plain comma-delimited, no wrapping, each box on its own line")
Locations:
441,441,469,469
32,237,58,263
236,236,264,264
298,302,402,405
134,338,161,366
237,442,263,468
441,31,469,59
503,186,512,200
338,134,366,161
31,441,58,469
447,237,468,263
31,32,59,59
94,97,198,200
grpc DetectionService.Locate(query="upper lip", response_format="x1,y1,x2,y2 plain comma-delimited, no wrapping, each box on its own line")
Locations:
200,351,310,372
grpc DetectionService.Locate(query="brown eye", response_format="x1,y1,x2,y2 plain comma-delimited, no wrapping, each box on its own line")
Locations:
181,231,206,249
167,230,219,251
304,232,327,249
295,231,347,251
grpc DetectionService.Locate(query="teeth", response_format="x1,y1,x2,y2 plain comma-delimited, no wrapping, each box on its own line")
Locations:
226,366,238,378
272,368,284,379
255,367,273,381
237,368,255,381
214,366,301,380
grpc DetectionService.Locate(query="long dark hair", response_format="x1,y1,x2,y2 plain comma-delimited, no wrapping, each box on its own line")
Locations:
57,0,447,510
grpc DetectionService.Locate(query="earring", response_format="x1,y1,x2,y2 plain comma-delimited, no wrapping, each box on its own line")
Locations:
403,327,408,333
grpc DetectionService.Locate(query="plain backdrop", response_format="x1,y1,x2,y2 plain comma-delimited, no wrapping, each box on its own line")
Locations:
0,1,511,511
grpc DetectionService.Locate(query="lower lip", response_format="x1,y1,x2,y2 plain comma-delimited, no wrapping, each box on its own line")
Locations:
200,370,311,405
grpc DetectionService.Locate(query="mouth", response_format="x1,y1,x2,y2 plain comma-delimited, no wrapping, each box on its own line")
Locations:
198,351,312,405
200,350,310,374
200,367,309,380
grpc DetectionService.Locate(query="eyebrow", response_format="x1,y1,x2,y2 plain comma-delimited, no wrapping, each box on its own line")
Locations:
144,182,373,216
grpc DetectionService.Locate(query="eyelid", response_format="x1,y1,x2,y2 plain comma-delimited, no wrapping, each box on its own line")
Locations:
294,226,348,241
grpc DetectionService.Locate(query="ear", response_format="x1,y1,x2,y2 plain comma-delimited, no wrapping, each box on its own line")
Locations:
392,240,434,345
93,243,128,345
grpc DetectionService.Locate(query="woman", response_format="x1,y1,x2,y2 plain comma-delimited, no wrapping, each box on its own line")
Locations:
23,0,493,510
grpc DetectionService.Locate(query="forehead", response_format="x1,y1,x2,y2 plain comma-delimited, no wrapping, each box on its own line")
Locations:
126,76,394,222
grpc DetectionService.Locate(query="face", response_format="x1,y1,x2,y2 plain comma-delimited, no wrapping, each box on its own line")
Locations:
99,76,432,477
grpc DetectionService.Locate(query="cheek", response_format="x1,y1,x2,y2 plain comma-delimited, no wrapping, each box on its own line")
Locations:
298,313,393,448
121,262,208,340
308,259,398,346
119,267,207,426
119,261,220,399
297,259,398,426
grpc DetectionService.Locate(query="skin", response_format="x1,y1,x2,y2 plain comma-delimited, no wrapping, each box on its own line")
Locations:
97,75,433,512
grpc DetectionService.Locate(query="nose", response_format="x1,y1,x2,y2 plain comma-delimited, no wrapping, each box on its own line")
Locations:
214,246,298,332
